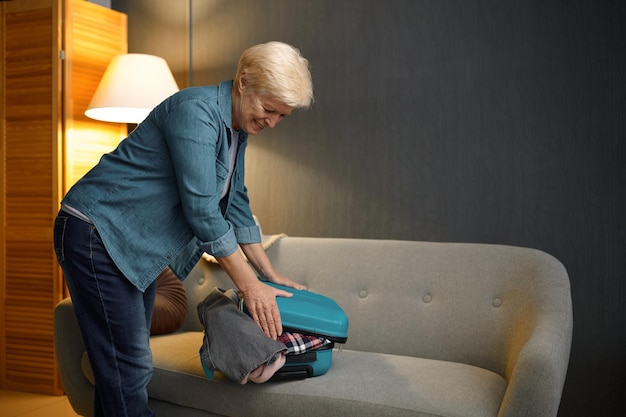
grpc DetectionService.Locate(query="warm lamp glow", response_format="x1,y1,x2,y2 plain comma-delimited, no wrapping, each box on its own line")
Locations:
85,54,179,123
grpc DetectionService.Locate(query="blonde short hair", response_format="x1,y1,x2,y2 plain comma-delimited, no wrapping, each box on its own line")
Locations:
234,41,313,109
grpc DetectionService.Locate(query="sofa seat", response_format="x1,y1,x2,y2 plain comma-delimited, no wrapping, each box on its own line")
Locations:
147,331,507,417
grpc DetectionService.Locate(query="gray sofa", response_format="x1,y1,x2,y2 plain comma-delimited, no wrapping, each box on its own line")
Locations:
54,237,573,417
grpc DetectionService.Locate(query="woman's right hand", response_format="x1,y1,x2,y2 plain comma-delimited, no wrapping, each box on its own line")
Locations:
240,280,293,339
216,250,293,339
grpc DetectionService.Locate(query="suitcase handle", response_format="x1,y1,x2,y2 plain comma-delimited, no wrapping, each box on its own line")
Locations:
285,351,317,364
271,365,313,381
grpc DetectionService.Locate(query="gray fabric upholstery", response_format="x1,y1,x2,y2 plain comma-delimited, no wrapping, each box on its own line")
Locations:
148,331,507,417
54,237,572,417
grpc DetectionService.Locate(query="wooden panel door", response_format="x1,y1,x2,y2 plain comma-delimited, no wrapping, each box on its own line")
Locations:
1,0,64,395
1,0,126,395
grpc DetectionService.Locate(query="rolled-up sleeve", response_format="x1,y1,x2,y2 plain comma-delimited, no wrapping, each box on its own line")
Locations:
234,224,262,244
200,222,240,257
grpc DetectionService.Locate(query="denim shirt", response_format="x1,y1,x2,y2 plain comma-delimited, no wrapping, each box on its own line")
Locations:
61,80,261,291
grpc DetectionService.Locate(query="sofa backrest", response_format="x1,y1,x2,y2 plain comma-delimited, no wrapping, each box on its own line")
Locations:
182,237,572,379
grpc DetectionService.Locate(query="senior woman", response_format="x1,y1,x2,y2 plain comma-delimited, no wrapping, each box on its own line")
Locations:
53,41,313,417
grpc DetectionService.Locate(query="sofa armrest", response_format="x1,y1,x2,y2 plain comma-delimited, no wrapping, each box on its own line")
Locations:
54,298,94,416
498,257,573,417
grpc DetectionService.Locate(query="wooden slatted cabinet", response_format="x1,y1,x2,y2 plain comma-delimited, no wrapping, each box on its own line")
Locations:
1,0,127,395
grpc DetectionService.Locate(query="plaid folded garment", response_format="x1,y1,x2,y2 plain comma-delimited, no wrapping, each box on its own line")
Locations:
278,332,331,355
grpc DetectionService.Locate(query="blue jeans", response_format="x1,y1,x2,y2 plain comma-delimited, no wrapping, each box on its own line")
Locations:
54,212,157,417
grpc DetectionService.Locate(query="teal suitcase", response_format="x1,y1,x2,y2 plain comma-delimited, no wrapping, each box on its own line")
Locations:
243,282,349,380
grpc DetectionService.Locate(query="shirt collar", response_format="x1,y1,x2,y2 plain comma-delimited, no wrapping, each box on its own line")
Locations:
218,79,248,141
218,80,234,131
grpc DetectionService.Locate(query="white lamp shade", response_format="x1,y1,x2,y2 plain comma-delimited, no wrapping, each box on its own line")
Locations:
85,54,179,123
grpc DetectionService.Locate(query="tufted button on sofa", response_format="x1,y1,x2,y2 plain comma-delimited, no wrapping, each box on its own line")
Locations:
55,237,573,417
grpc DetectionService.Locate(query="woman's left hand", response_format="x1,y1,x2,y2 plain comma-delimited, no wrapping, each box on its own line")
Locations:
266,272,307,291
240,242,308,291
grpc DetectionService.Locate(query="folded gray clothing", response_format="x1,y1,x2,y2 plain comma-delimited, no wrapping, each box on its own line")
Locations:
197,287,287,383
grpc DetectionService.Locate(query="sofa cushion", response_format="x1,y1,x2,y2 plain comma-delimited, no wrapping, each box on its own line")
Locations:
151,267,187,336
148,331,507,417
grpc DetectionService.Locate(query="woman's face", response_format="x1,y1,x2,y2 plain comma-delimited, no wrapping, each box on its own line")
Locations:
233,77,293,134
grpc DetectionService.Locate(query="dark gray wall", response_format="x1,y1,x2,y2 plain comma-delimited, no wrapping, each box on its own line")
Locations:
113,1,625,415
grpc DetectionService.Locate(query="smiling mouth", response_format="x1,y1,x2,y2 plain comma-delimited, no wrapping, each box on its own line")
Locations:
255,120,265,130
